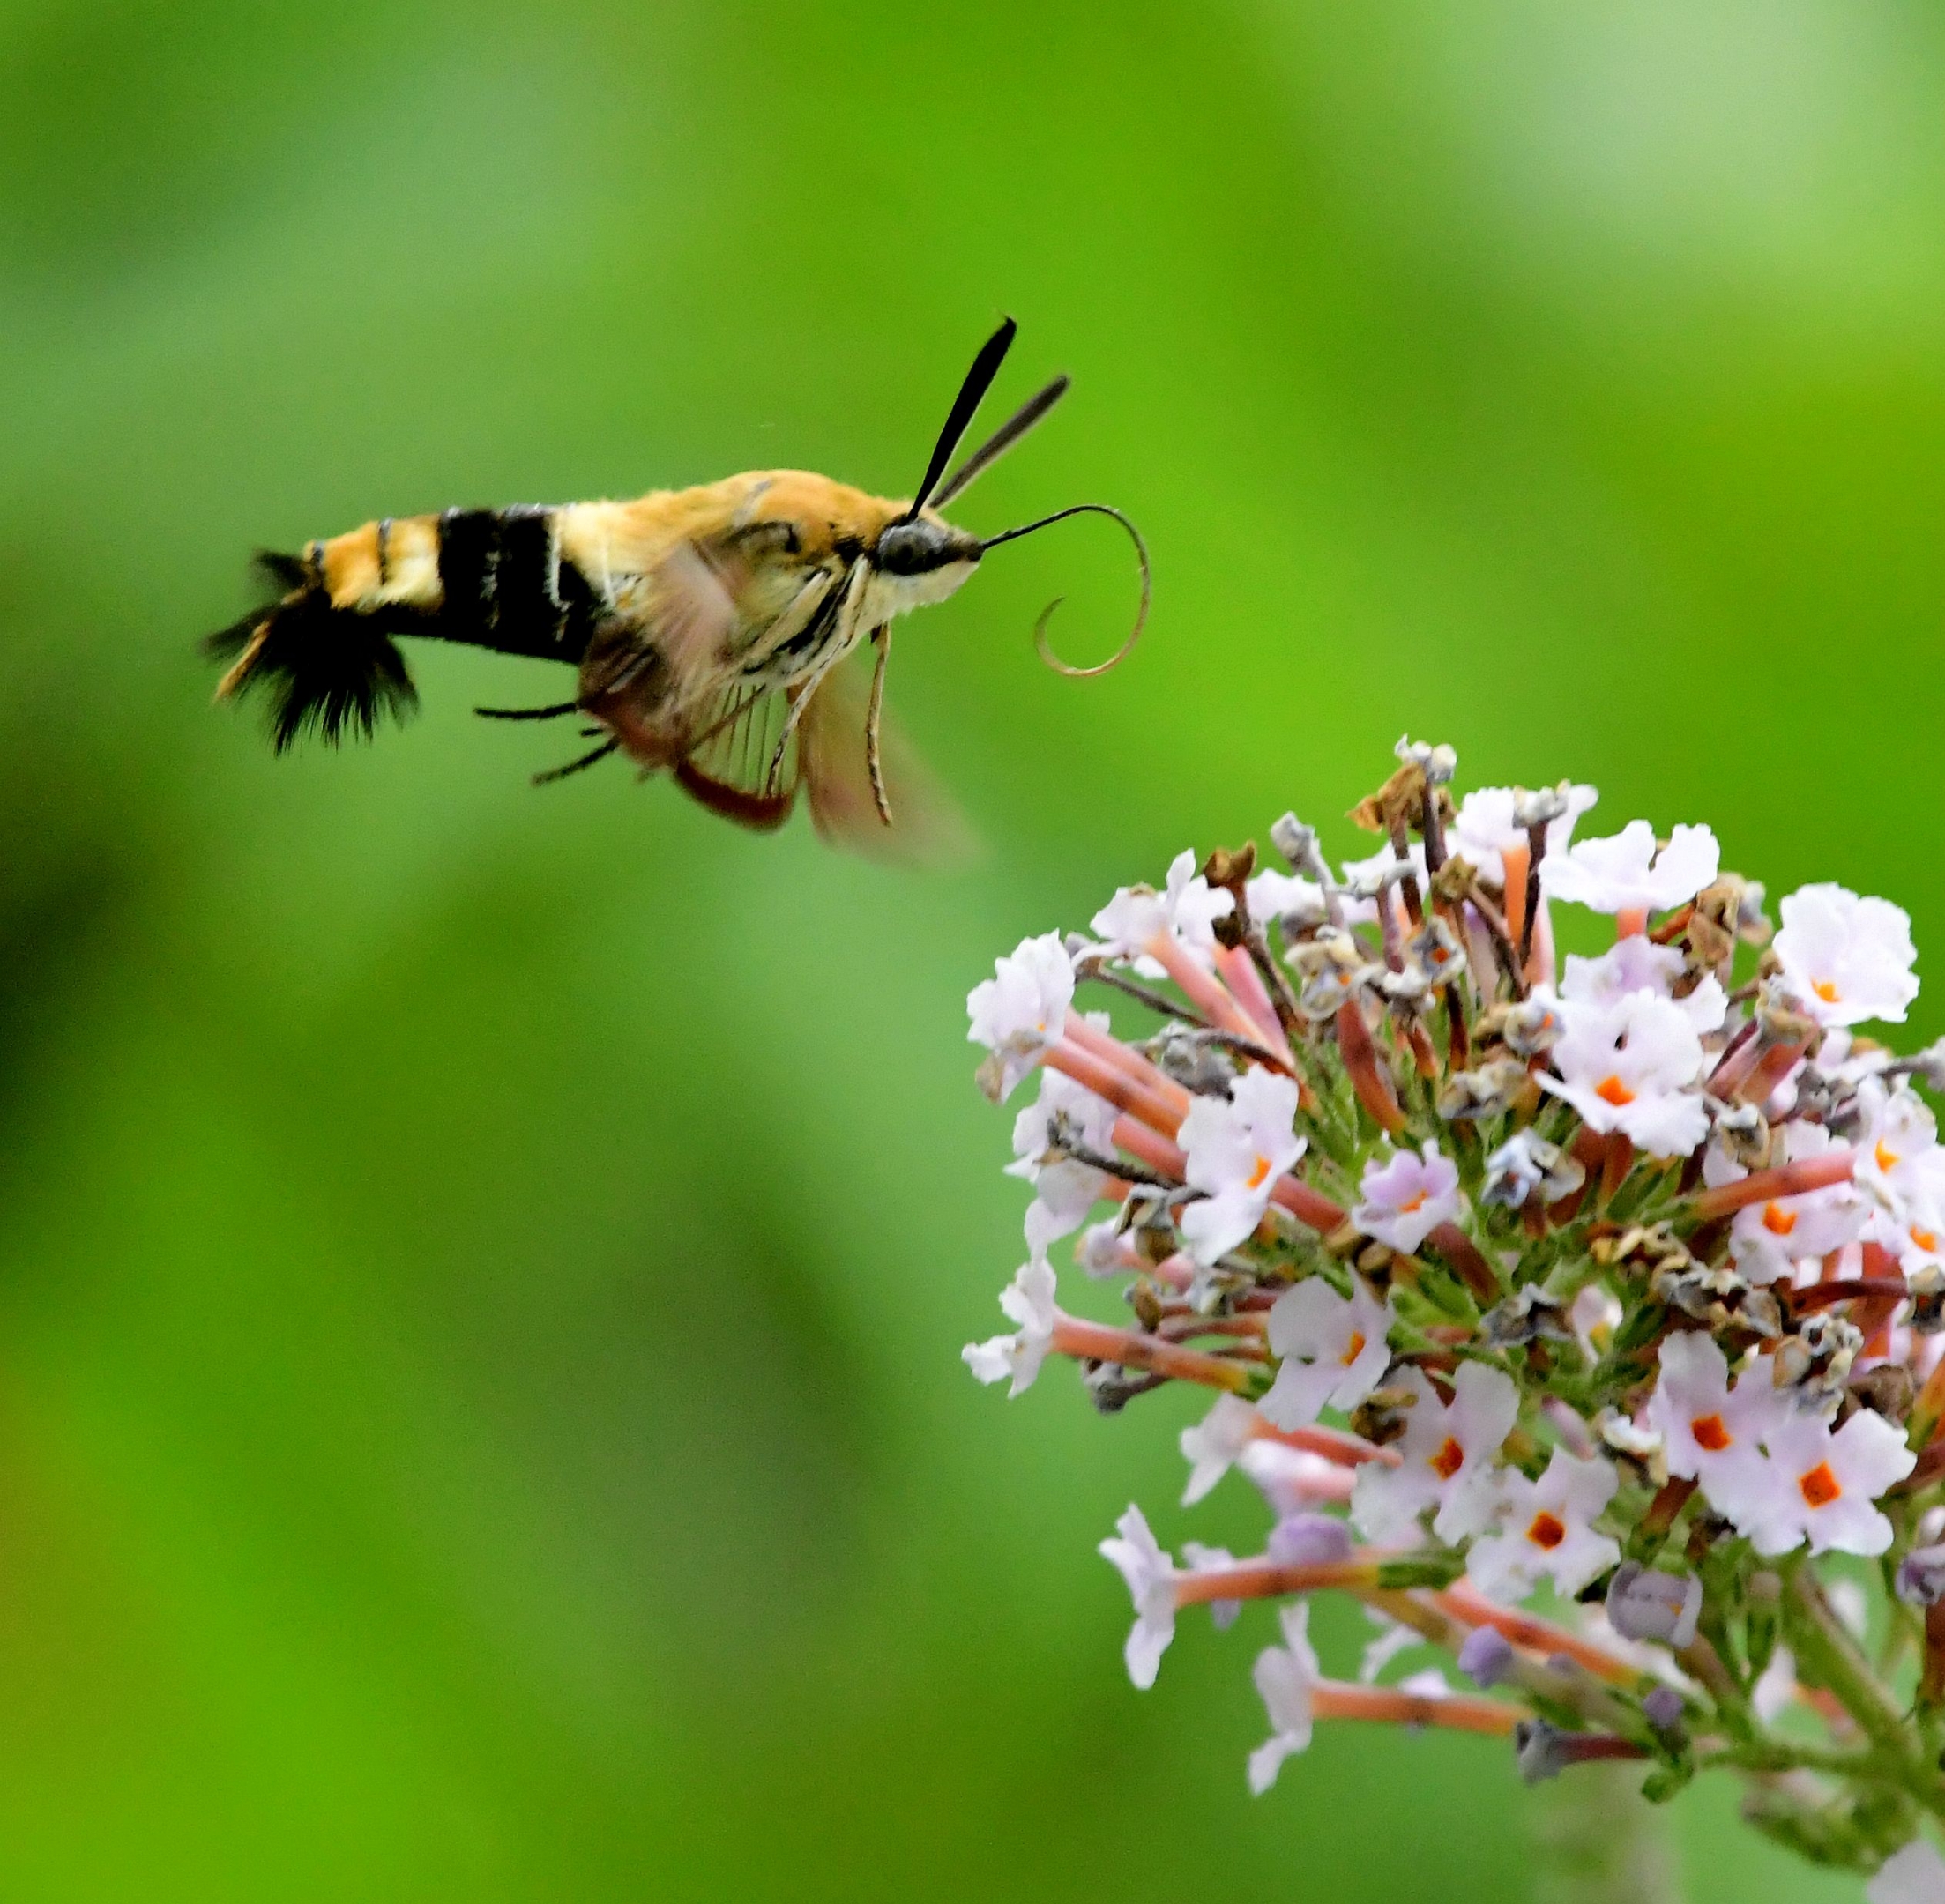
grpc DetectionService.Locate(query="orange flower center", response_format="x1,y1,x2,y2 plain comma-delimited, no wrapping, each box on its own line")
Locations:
1798,1462,1842,1509
1915,1227,1941,1253
1246,1155,1272,1189
1430,1436,1465,1481
1526,1512,1567,1551
1690,1414,1732,1453
1595,1075,1636,1108
1341,1331,1367,1367
1813,978,1841,1005
1761,1202,1798,1237
1878,1140,1903,1173
1398,1190,1427,1214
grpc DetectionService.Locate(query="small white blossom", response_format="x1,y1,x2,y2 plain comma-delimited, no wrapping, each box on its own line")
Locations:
1705,1122,1867,1284
1099,1505,1179,1689
1751,1644,1799,1724
1353,1140,1461,1254
1248,867,1328,933
1178,1068,1305,1265
1238,1440,1357,1514
1856,1078,1945,1223
1180,1395,1260,1506
1868,1840,1945,1904
1352,1362,1518,1546
1359,1609,1423,1684
1542,991,1709,1157
967,933,1074,1099
1007,1068,1120,1255
1559,937,1726,1036
961,1258,1060,1397
1775,884,1919,1029
1645,1330,1784,1515
1248,1601,1320,1794
1091,849,1233,977
1261,1276,1394,1429
1449,783,1598,887
1571,1285,1623,1365
1467,1449,1621,1603
1732,1407,1915,1560
1482,1129,1584,1209
1540,821,1719,918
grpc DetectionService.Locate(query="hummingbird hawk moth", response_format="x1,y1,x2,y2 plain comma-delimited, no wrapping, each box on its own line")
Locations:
205,319,1146,853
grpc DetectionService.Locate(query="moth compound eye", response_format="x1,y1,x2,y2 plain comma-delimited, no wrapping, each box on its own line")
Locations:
876,520,950,576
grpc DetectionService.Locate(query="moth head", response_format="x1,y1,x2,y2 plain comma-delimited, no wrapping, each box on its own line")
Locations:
872,510,983,608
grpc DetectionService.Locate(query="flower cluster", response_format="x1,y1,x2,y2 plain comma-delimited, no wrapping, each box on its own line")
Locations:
962,740,1945,1893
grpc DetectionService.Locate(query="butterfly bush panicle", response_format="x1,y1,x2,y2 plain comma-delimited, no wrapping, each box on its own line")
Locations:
961,740,1945,1894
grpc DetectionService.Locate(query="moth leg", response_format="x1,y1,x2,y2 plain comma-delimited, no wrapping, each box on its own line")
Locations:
865,623,892,828
763,560,870,785
533,738,619,785
475,700,581,721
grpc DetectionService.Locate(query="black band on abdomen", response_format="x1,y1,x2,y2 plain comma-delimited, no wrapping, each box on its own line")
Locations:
427,506,601,665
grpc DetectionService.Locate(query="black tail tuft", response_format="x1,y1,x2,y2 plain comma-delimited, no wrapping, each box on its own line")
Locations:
205,552,419,753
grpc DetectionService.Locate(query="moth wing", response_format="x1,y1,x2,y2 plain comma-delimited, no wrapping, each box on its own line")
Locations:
581,534,806,703
670,681,801,831
798,646,977,866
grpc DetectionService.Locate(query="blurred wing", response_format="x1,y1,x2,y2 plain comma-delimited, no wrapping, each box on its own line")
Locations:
798,646,977,866
579,538,749,703
672,681,801,831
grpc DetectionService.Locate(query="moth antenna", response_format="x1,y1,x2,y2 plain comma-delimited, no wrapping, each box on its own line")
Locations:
903,317,1017,521
865,624,893,827
980,503,1150,679
930,376,1069,510
474,700,581,721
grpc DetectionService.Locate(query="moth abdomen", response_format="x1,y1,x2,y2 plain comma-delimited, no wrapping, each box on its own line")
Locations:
203,554,420,752
206,505,607,750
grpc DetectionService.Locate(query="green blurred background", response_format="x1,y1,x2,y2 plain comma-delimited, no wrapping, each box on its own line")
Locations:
3,2,1941,1896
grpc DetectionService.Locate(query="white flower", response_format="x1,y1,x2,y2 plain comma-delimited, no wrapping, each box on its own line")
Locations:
1466,1449,1621,1603
1338,841,1427,927
1570,1284,1622,1365
1007,1069,1120,1254
1856,1078,1945,1223
1238,1440,1357,1514
1091,849,1233,977
1541,991,1709,1157
1731,1406,1915,1560
1648,1331,1915,1556
1774,883,1919,1029
1707,1122,1867,1284
1449,783,1598,887
1099,1505,1179,1689
1750,1644,1798,1724
1178,1068,1305,1265
1261,1276,1394,1429
1540,821,1719,918
1352,1140,1461,1254
1359,1609,1423,1684
961,1258,1060,1397
1644,1330,1783,1516
1248,1601,1320,1794
1351,1363,1518,1546
1248,868,1328,932
967,932,1074,1099
1558,937,1726,1036
1869,1839,1945,1904
1180,1395,1260,1506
